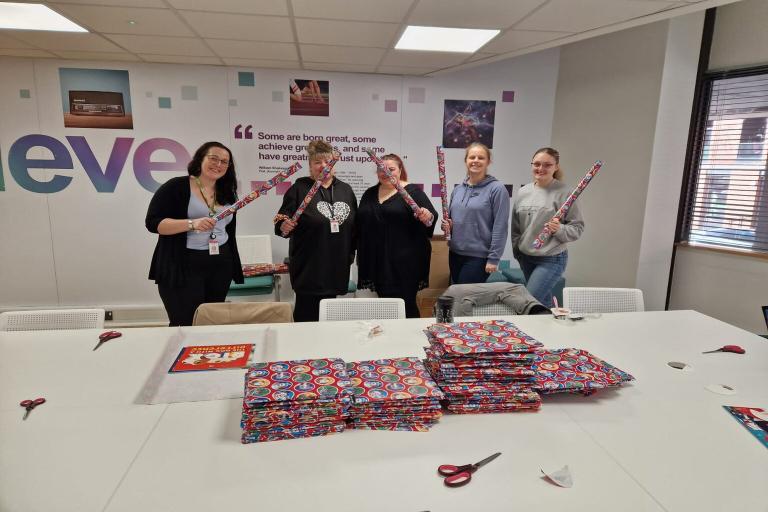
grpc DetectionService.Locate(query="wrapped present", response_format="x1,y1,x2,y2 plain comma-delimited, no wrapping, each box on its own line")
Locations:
532,348,634,395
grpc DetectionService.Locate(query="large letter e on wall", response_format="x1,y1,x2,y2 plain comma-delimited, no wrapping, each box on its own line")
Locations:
9,135,73,193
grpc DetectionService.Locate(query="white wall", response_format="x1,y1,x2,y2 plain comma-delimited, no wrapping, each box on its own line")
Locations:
668,0,768,334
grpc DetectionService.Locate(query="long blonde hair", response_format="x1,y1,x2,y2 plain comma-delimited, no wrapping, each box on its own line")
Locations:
532,147,563,180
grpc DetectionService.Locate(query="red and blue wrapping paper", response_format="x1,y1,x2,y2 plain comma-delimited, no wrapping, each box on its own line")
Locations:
436,146,451,240
531,160,602,249
242,422,346,443
532,348,634,395
363,149,424,220
290,157,340,222
216,163,301,221
425,320,543,356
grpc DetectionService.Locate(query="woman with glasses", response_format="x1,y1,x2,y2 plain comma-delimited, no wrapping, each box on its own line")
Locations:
356,154,437,318
145,141,244,326
511,147,584,308
274,139,357,322
441,142,510,284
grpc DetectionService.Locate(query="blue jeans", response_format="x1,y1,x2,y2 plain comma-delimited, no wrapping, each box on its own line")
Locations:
515,250,567,308
449,251,490,284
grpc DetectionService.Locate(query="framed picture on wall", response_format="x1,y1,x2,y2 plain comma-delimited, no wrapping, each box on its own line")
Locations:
59,68,133,129
442,99,495,149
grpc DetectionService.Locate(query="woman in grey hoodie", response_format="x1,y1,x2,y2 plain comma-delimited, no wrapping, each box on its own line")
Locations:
442,142,510,284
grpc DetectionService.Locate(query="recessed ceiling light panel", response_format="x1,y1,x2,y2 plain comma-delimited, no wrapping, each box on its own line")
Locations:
395,25,499,53
0,3,87,32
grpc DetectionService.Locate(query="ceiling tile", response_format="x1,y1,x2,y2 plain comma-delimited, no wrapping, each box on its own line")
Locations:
166,0,288,16
295,19,400,47
50,0,166,6
381,49,469,68
53,50,142,61
106,34,215,55
9,31,124,52
291,0,413,22
304,62,377,73
482,29,572,53
377,65,436,76
49,5,193,36
206,39,297,59
222,57,299,69
300,45,385,65
515,0,680,32
138,54,223,65
179,12,293,42
408,0,547,29
0,48,57,58
0,33,34,49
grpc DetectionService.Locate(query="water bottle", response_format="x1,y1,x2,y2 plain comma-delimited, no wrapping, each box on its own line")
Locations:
434,296,454,323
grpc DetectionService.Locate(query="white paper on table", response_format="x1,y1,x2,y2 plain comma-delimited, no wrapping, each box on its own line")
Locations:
705,383,737,395
541,465,573,488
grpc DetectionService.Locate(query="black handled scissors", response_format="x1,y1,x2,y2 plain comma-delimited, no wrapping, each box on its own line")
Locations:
437,452,501,487
20,397,46,420
93,330,122,351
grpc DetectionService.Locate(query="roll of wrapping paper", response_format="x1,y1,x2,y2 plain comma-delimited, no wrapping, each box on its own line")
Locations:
531,160,603,249
436,146,451,240
215,163,301,221
290,157,339,222
363,148,424,222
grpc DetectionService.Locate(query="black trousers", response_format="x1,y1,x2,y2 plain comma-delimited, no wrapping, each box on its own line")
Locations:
158,244,233,326
377,286,421,318
293,293,336,322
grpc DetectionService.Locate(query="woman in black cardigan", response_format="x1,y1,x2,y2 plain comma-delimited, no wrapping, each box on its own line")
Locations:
145,141,244,326
356,154,437,318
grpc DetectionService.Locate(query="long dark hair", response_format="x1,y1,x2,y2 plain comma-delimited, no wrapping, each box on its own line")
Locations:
187,141,238,204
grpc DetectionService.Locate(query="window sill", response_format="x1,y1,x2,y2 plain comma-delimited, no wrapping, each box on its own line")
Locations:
676,241,768,261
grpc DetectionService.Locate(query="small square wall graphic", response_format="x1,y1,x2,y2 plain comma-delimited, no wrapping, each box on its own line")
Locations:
19,89,31,99
181,86,198,101
276,181,292,195
408,87,425,104
504,184,514,197
272,90,284,102
384,99,398,112
238,72,255,87
229,99,238,106
411,183,424,192
431,184,442,198
502,90,515,103
158,97,171,109
372,93,379,101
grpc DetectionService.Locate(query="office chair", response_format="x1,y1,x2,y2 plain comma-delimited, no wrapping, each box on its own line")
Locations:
192,302,292,325
563,287,644,314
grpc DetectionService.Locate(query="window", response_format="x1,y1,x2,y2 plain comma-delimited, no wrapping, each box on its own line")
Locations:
681,68,768,253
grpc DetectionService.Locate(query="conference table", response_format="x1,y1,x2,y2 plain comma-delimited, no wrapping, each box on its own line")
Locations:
1,310,766,512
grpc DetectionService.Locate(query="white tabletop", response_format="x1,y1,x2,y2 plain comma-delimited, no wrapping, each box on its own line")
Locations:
1,311,766,512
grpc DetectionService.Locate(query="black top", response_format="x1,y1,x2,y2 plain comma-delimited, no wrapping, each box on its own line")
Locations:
146,176,244,287
357,183,438,293
275,176,357,296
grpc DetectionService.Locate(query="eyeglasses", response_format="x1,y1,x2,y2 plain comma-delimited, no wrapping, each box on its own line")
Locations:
206,154,230,167
531,162,555,169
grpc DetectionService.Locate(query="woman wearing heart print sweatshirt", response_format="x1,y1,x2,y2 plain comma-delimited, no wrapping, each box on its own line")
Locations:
274,139,357,322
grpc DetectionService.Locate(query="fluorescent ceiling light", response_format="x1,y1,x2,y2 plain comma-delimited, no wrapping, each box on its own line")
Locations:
0,3,87,32
395,25,499,53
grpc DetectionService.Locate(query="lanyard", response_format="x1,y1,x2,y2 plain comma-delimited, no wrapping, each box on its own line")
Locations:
194,177,218,239
318,182,335,220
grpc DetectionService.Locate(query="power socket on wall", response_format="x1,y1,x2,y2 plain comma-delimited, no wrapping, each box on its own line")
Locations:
105,310,113,321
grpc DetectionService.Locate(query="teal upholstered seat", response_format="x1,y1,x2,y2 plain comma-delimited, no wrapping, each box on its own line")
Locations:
228,275,274,297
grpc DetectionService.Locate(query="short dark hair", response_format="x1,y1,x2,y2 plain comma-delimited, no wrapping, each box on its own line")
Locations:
187,141,237,204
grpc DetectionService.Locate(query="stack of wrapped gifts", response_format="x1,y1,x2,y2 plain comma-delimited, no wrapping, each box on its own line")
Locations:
532,348,634,395
345,357,444,431
423,320,543,414
241,358,351,443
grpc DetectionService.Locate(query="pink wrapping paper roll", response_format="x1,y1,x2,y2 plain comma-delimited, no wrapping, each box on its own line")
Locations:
290,157,339,222
436,146,451,240
531,160,603,249
364,148,432,226
216,163,301,221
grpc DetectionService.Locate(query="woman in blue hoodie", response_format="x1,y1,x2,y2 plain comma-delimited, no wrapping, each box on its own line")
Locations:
442,142,510,284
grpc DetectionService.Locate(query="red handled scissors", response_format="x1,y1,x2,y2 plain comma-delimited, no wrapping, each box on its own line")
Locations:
20,397,46,420
702,345,745,354
437,452,501,487
94,330,122,351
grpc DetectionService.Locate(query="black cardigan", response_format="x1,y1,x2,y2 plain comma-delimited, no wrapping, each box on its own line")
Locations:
146,176,244,287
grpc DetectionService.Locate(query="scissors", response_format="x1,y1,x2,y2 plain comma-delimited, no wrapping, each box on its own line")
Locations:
437,452,501,487
20,397,46,420
702,345,745,354
93,330,122,351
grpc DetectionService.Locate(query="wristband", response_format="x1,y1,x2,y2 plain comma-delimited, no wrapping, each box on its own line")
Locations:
188,219,194,231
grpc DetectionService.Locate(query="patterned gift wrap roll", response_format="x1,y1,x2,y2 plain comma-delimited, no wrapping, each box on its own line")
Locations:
217,163,301,221
290,156,340,222
436,146,451,240
531,160,602,249
363,148,424,219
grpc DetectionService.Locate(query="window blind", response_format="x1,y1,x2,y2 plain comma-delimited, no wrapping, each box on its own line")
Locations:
682,69,768,253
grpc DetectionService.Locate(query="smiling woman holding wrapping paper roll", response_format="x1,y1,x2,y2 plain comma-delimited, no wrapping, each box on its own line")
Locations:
511,147,584,308
274,139,357,322
145,141,244,326
357,154,438,318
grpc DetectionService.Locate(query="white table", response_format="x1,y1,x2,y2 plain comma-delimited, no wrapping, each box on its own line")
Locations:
1,311,766,512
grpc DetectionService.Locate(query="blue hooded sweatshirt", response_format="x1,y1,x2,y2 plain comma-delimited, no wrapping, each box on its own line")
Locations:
448,175,510,264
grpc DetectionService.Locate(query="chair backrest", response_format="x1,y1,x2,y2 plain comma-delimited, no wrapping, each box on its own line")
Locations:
236,235,272,265
318,298,406,321
472,302,516,317
563,287,644,314
193,302,292,325
0,309,105,331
